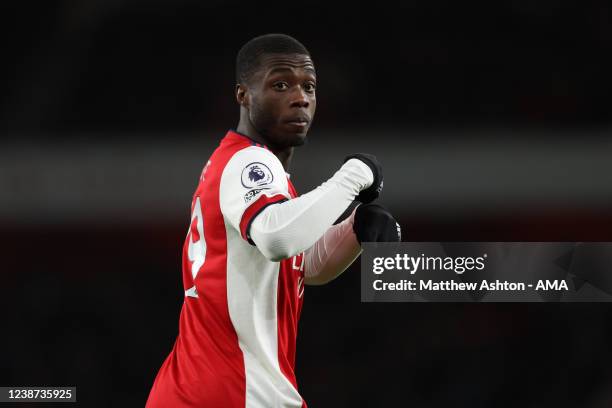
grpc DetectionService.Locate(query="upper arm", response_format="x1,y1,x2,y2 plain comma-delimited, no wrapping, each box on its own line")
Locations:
219,147,291,244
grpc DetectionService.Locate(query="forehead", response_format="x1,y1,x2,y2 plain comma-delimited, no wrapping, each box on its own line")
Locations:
257,53,316,76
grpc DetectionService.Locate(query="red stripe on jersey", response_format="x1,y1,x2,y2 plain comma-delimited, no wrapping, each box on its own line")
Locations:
239,193,288,242
287,179,298,198
276,178,306,406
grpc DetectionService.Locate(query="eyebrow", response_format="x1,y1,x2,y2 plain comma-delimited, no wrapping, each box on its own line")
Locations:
268,66,317,77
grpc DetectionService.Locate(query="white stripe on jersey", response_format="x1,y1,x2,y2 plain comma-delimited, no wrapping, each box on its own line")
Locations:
224,221,303,408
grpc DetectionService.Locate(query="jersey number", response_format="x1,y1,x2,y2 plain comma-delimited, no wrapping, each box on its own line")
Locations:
186,196,206,298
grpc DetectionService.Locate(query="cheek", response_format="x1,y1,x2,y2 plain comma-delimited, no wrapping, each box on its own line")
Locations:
251,96,282,125
249,97,267,123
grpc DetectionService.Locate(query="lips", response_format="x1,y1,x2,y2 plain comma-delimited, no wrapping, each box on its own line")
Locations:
285,115,310,126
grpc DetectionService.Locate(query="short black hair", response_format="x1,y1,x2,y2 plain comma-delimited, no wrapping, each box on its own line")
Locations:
236,33,310,84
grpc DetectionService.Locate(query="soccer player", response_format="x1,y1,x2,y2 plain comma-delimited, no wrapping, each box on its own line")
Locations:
146,33,400,408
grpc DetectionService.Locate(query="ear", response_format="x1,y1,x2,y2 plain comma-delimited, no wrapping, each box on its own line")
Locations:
235,83,249,108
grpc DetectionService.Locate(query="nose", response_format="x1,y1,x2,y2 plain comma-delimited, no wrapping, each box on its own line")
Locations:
290,86,309,108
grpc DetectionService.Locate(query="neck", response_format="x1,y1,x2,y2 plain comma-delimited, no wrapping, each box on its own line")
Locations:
273,148,294,171
236,111,294,171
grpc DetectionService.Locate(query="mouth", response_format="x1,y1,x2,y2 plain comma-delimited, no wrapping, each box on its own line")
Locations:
285,116,310,128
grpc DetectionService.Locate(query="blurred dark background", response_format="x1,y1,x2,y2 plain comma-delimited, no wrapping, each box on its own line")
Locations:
2,1,612,407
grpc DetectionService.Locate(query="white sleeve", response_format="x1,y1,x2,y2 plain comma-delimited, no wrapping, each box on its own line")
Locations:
303,210,362,285
219,146,291,241
250,158,373,261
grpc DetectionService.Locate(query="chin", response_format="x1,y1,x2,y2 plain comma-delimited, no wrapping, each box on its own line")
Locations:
276,129,308,148
290,132,308,147
265,127,309,149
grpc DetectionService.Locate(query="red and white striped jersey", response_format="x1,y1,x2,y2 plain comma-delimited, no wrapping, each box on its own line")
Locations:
146,130,307,408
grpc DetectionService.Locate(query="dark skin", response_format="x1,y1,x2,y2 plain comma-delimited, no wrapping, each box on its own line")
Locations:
235,53,317,170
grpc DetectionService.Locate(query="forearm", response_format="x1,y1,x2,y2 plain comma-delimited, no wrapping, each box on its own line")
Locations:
304,212,362,285
250,159,372,261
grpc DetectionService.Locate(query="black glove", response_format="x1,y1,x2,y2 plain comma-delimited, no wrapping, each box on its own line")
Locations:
344,153,383,204
353,203,401,243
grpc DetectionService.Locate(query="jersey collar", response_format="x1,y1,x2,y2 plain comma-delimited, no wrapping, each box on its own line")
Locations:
227,129,270,150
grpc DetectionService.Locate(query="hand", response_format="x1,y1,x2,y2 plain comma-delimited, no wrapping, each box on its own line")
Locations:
344,153,383,203
353,203,401,243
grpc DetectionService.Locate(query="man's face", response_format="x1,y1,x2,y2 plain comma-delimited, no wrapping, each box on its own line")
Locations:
245,53,317,149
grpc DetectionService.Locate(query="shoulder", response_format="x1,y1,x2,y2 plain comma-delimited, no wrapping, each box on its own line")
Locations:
221,146,285,186
218,145,291,233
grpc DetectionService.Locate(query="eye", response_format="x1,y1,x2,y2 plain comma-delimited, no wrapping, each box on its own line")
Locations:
273,82,289,91
304,82,316,93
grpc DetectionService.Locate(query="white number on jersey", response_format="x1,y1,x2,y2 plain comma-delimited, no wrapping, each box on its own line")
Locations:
186,196,206,298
